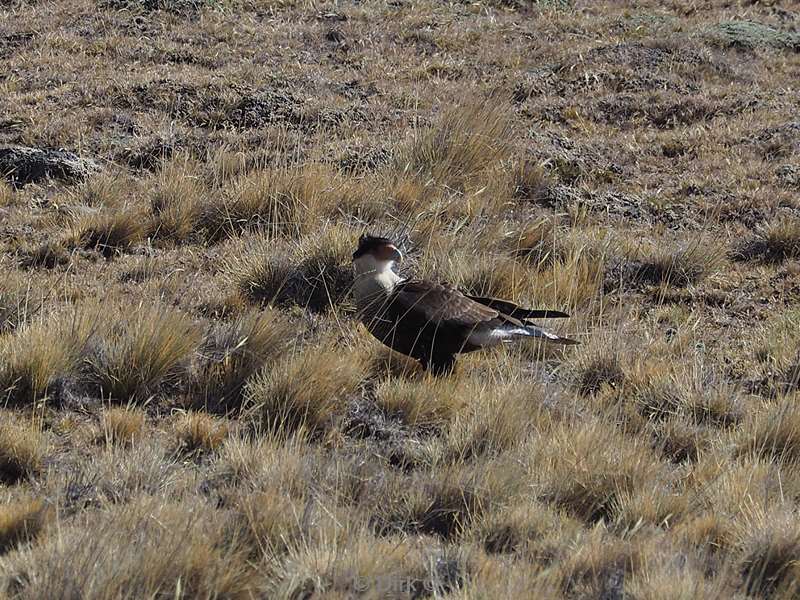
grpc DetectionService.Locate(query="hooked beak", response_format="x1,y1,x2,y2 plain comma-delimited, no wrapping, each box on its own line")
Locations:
385,244,403,263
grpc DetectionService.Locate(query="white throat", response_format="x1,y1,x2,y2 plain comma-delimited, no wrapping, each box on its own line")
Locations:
352,255,403,306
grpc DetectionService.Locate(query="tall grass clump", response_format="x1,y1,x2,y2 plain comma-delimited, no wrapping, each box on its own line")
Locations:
0,275,40,335
173,412,229,455
99,407,146,446
230,225,355,313
201,165,338,242
69,207,149,257
149,157,205,242
243,343,366,436
0,311,95,407
737,508,800,597
738,399,800,463
188,310,292,414
0,497,49,553
398,100,514,190
373,376,465,429
0,180,13,206
0,420,45,484
0,499,258,597
87,305,200,403
762,217,800,262
610,239,723,290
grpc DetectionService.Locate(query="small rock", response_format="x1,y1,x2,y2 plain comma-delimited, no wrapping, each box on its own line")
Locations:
0,145,99,186
707,20,800,51
777,165,800,189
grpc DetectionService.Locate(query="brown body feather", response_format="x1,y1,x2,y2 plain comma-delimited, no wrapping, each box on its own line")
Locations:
358,279,575,374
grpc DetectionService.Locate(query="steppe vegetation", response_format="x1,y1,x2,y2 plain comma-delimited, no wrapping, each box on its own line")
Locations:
1,0,800,597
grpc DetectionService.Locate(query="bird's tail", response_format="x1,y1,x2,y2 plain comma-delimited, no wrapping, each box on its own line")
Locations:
506,324,579,345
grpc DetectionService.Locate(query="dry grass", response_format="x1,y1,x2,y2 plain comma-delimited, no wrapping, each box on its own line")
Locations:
0,181,13,206
200,165,338,242
734,216,800,263
244,342,366,436
149,157,205,242
187,309,292,414
0,310,95,406
0,275,39,335
230,225,354,313
173,411,228,454
0,420,45,484
530,419,664,523
0,497,49,554
738,399,800,464
2,0,800,595
87,305,200,403
99,406,146,446
737,508,800,597
69,207,150,257
1,499,259,598
611,239,724,290
373,376,465,429
398,100,513,191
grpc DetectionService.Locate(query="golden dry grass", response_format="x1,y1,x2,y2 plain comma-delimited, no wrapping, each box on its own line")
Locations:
87,305,201,403
173,411,229,454
187,309,292,413
0,310,96,407
2,0,800,596
0,420,45,485
0,497,49,554
243,342,366,436
99,406,146,446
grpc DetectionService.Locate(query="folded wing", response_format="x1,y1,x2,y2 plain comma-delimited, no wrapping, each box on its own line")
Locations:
391,281,501,328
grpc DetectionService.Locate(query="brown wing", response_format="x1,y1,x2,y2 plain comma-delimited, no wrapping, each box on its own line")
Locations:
369,280,505,360
390,280,503,328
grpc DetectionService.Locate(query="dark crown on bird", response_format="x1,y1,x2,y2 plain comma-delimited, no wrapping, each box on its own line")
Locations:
353,234,395,260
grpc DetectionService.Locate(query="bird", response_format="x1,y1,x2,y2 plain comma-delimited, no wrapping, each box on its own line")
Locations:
351,234,578,375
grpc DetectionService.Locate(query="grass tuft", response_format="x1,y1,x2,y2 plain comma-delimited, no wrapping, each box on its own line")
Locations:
532,420,661,523
738,399,800,463
398,99,513,190
149,157,205,243
19,241,70,270
231,226,355,312
187,309,291,414
244,343,366,436
0,311,95,406
1,499,258,597
99,407,146,446
0,497,49,554
0,420,45,485
373,376,465,429
574,351,626,396
173,412,229,455
0,275,40,335
88,305,201,403
609,240,723,290
738,508,800,596
201,165,338,242
69,208,150,257
0,180,13,206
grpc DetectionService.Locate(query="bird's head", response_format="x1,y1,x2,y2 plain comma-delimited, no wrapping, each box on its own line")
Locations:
352,234,403,275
